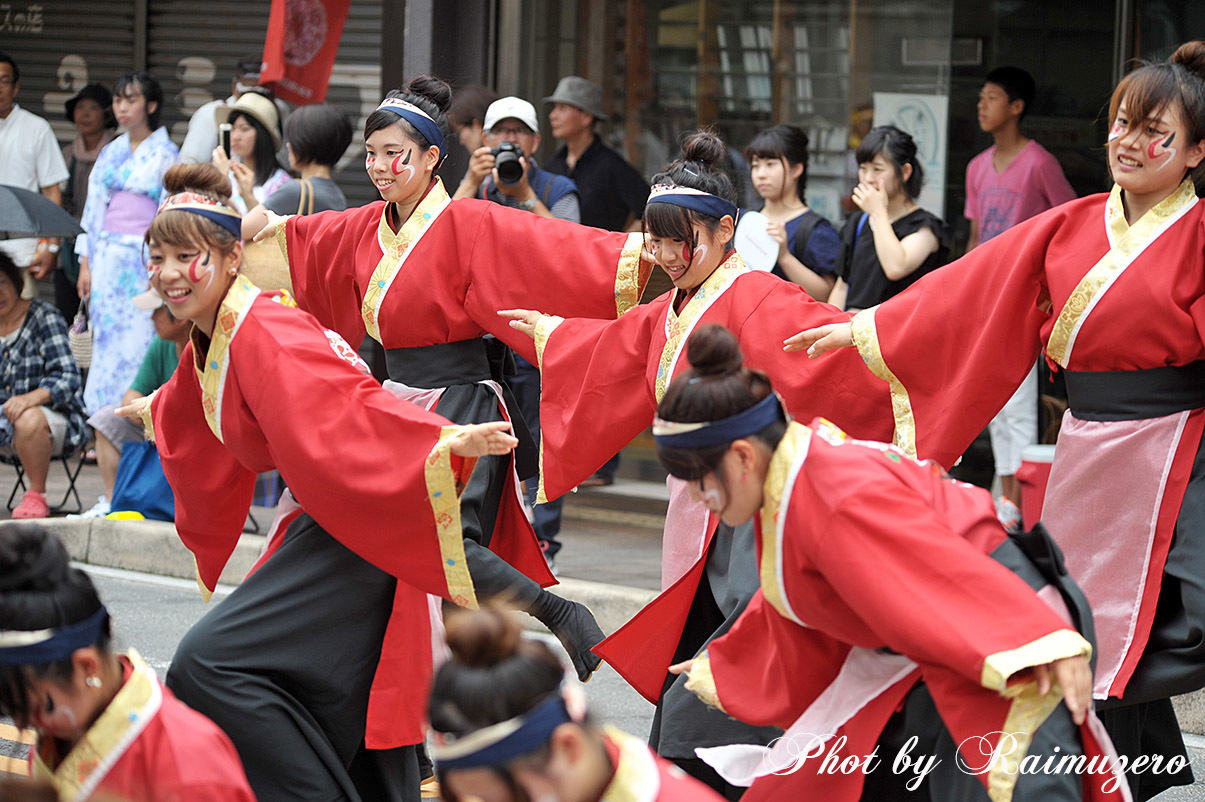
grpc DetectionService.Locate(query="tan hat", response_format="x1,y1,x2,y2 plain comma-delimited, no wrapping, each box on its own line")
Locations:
542,76,608,122
132,288,164,310
215,92,282,149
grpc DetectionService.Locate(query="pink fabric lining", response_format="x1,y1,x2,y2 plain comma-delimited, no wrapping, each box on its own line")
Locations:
1042,411,1189,698
662,476,712,590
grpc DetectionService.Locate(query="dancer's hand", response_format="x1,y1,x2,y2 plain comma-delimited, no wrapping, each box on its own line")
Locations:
1033,655,1093,725
499,309,542,340
115,396,152,427
668,659,694,676
246,208,287,242
449,421,518,457
784,322,853,357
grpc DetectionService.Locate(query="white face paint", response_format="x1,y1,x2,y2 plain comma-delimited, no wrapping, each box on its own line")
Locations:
700,487,724,512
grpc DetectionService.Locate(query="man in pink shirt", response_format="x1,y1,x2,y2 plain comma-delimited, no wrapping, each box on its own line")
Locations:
965,66,1076,530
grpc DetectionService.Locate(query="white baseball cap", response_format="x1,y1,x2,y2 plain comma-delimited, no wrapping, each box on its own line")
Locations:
483,97,540,135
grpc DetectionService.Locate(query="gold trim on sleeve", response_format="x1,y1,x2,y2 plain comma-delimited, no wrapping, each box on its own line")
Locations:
427,426,479,609
533,315,565,370
273,212,293,262
851,307,917,457
615,232,646,317
980,629,1092,693
684,650,728,714
136,391,156,443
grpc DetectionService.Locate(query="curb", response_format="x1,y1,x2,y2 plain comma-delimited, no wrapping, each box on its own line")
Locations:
31,518,656,643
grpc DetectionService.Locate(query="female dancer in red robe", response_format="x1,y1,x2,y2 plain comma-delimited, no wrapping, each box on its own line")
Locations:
125,163,518,801
502,131,896,797
244,75,653,682
656,325,1129,802
0,523,256,802
792,41,1205,800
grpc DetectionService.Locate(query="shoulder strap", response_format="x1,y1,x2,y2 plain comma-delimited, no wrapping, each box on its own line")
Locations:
296,178,314,216
790,212,824,265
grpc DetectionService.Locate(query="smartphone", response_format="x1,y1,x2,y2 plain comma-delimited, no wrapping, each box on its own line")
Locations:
219,123,232,159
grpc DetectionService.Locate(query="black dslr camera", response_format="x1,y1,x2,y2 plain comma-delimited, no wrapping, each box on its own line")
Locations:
490,141,525,186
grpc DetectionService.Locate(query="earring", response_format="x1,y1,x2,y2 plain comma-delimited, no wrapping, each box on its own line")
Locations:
85,675,102,688
228,267,237,275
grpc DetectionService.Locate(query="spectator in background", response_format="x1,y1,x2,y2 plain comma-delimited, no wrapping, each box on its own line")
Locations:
965,66,1077,530
448,83,498,152
212,90,290,214
178,55,289,166
456,95,580,569
76,71,178,415
0,252,88,520
745,124,840,300
544,76,648,233
0,52,71,300
544,76,649,486
57,83,116,323
262,102,353,215
828,126,948,312
73,288,190,519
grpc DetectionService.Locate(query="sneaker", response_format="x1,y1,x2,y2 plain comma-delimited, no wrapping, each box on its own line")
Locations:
995,496,1023,533
12,491,49,519
68,496,111,519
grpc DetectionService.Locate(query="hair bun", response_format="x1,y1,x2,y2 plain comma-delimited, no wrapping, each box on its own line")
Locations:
680,130,727,170
686,324,743,377
406,74,453,114
1172,40,1205,82
0,523,71,593
444,606,523,669
161,163,232,203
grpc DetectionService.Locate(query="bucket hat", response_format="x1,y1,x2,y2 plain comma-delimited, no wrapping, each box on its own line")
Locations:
542,76,608,122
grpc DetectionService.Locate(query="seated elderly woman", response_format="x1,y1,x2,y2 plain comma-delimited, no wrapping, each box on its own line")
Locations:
0,251,89,518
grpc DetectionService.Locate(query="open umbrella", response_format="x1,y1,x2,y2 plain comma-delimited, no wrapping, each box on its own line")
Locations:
0,184,84,240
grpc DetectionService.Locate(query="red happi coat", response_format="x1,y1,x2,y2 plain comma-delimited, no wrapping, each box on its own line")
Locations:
32,652,255,802
689,420,1126,802
533,252,896,701
278,177,650,585
150,276,479,747
851,179,1205,698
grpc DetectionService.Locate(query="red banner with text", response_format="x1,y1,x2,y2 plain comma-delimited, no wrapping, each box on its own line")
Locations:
260,0,351,105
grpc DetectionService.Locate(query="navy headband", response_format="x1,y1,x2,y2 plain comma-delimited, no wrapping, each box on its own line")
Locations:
653,393,783,449
157,193,243,239
0,607,109,665
376,97,448,167
646,184,738,222
431,691,571,770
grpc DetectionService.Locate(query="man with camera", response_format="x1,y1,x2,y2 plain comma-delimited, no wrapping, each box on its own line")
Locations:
453,96,579,571
452,96,580,224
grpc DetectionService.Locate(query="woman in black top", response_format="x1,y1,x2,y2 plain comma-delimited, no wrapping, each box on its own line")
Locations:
829,126,948,311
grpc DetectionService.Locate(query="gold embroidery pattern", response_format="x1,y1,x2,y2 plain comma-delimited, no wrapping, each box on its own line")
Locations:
362,179,452,342
532,315,565,505
194,558,214,603
135,392,156,443
34,650,162,801
1047,178,1197,367
273,213,294,263
684,650,727,714
1105,183,1128,246
600,726,661,802
615,232,646,317
760,422,812,625
426,426,479,609
654,254,749,402
852,308,917,457
986,680,1063,802
197,276,260,443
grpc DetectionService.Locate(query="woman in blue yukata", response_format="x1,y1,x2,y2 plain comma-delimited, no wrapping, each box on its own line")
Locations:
75,71,178,413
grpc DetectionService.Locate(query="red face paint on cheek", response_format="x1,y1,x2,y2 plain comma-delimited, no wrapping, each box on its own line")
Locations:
680,244,692,263
391,150,413,176
187,252,211,283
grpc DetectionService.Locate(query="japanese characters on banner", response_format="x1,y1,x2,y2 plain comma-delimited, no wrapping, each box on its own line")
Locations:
260,0,352,105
